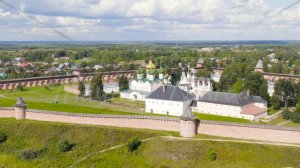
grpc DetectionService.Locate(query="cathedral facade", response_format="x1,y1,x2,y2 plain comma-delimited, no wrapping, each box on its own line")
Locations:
120,59,168,101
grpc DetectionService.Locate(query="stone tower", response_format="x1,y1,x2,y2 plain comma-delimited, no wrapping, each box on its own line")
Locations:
14,97,26,120
180,105,196,137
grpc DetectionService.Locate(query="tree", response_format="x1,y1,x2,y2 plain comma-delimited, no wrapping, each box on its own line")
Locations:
229,80,244,93
90,73,104,100
196,69,211,78
127,137,142,152
244,72,269,101
219,63,252,92
78,81,85,97
118,76,129,91
273,79,297,108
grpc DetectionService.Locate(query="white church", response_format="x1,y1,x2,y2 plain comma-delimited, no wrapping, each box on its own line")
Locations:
178,66,213,99
120,59,169,101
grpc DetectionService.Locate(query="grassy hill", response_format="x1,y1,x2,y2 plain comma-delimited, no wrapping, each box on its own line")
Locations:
0,119,299,168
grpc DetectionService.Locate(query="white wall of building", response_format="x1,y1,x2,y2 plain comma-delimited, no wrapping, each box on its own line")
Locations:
120,91,146,101
194,102,267,120
145,99,192,116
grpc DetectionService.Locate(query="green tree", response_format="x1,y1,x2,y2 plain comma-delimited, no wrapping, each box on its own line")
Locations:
229,80,244,93
127,137,142,152
273,79,297,108
244,72,269,101
118,76,129,91
78,81,85,97
90,73,104,100
219,63,251,92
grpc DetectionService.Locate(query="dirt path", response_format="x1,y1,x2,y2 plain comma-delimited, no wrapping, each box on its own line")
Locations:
276,120,291,126
162,136,300,148
66,136,158,168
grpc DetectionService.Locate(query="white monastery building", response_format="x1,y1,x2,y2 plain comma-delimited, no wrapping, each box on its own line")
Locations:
178,67,213,100
193,91,268,120
120,59,168,101
145,85,194,116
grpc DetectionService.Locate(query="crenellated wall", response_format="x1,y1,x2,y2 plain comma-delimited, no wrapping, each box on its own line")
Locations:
197,120,300,144
0,108,15,118
0,70,135,90
25,110,180,132
1,107,300,144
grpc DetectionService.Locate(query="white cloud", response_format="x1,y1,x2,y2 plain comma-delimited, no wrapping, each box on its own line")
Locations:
0,0,299,40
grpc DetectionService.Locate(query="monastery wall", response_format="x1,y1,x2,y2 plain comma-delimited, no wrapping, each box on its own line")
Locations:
0,108,15,118
64,86,80,95
197,120,300,144
26,110,180,132
1,107,300,144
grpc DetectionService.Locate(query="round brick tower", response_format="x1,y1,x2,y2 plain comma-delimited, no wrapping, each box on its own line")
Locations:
180,106,196,137
14,97,26,120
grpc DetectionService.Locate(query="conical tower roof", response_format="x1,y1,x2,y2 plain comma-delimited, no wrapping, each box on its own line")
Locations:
180,104,195,121
15,97,26,107
255,59,263,69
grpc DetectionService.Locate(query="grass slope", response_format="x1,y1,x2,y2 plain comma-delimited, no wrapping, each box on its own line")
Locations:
0,119,299,168
193,112,250,123
0,119,170,167
0,86,144,115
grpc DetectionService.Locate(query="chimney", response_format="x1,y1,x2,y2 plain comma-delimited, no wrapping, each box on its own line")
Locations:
246,89,250,96
162,83,166,93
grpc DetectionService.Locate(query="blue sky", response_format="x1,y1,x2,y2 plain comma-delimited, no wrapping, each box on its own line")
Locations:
0,0,299,41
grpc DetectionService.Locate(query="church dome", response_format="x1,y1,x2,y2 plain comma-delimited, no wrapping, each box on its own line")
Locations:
158,67,164,74
147,69,155,75
146,60,156,69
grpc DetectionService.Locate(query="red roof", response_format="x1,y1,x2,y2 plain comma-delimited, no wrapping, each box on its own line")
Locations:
241,106,267,115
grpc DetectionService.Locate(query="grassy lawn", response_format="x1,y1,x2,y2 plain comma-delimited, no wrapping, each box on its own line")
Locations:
0,86,142,113
0,119,299,167
0,86,146,115
193,112,250,123
268,114,300,127
108,96,145,109
267,106,281,115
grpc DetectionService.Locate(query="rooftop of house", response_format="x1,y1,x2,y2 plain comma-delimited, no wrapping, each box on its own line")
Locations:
198,91,267,106
146,85,194,102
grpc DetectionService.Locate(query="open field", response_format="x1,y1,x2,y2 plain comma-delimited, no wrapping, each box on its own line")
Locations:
193,112,250,123
0,86,146,115
0,119,299,168
269,114,300,127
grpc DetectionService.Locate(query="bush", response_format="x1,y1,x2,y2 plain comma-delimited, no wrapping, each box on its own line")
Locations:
57,140,73,152
0,132,7,143
282,109,292,120
19,149,42,160
127,137,142,152
44,85,50,90
16,85,24,91
208,148,217,161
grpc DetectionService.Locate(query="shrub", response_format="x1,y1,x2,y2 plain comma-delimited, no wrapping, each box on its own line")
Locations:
16,85,24,91
44,85,50,90
19,149,42,160
0,132,7,143
57,140,73,152
282,109,292,120
127,137,142,152
208,148,217,161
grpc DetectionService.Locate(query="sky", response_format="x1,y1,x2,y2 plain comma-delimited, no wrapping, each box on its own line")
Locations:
0,0,300,41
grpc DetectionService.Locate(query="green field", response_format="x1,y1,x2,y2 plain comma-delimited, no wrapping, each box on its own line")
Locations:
0,119,299,168
193,112,250,123
0,86,146,115
269,114,300,127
